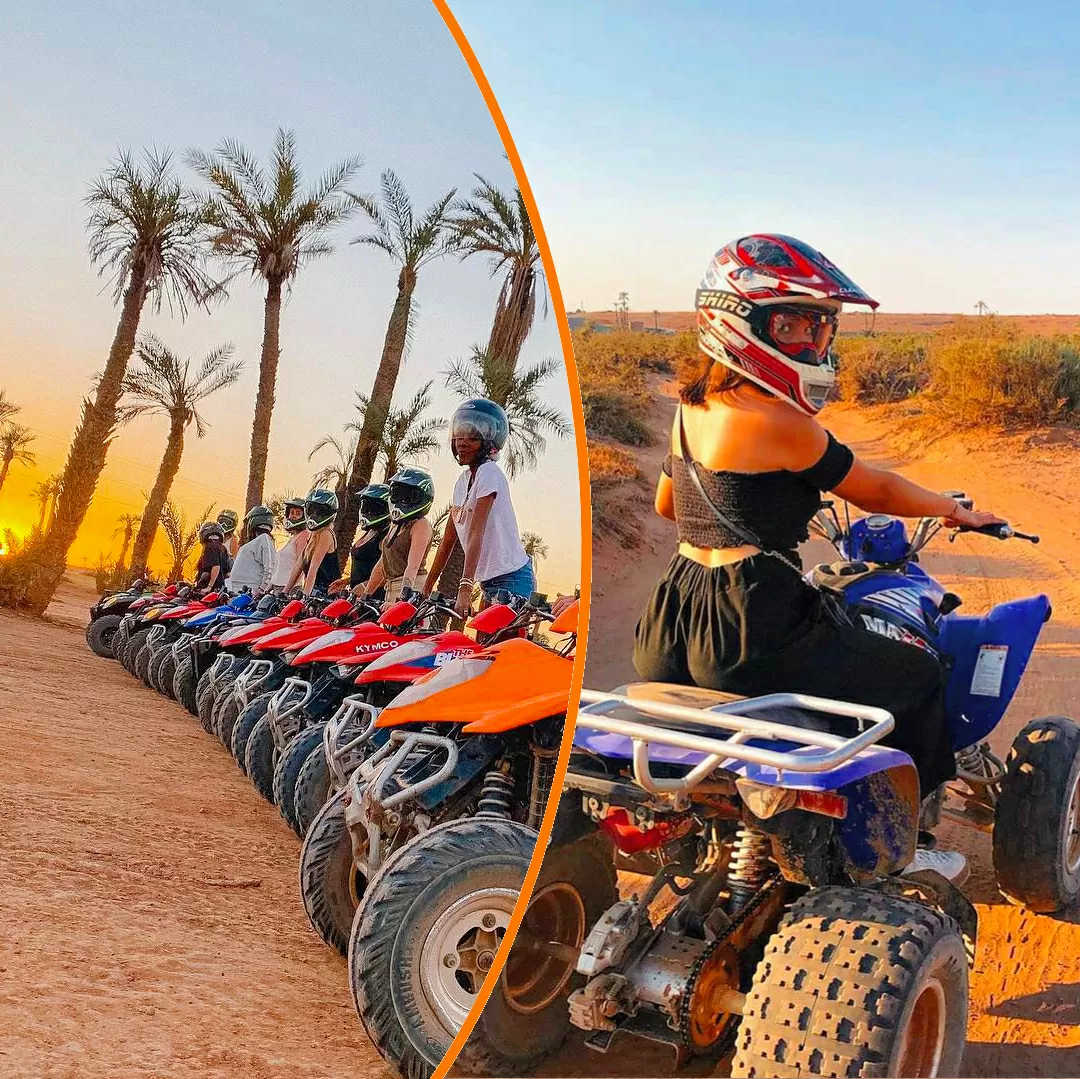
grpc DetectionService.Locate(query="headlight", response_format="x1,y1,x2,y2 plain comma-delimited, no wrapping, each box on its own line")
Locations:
382,656,493,710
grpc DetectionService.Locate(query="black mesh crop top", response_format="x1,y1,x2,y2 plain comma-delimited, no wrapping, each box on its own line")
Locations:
663,429,854,553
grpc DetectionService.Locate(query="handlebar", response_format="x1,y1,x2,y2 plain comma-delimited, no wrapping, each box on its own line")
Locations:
954,522,1039,544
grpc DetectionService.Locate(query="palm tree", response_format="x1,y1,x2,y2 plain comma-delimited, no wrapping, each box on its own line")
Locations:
444,346,570,476
159,499,215,582
0,423,36,498
120,333,243,575
113,512,141,567
452,175,545,372
337,171,457,559
308,432,356,507
521,531,548,565
186,128,362,509
351,380,445,481
33,476,62,531
22,148,217,614
0,389,20,428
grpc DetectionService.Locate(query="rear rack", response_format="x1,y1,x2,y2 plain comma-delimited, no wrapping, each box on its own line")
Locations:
233,658,275,707
266,677,314,748
576,689,894,795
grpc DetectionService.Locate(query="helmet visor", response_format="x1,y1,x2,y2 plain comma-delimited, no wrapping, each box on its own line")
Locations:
360,495,390,523
284,504,306,525
451,414,500,443
388,483,429,514
765,308,837,365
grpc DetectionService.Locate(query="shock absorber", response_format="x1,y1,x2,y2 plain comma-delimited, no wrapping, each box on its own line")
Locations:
727,824,772,913
527,744,559,829
476,770,515,819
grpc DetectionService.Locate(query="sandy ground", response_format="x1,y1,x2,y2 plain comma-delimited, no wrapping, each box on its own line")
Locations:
567,384,1080,1077
0,571,389,1079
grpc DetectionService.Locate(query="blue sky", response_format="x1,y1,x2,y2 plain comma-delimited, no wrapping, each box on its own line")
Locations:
0,0,580,592
452,0,1080,314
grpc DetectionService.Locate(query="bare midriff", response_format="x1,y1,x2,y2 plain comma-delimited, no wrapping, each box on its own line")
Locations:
678,541,761,568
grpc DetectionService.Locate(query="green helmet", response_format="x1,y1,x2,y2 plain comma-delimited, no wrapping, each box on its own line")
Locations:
304,488,339,531
217,509,239,536
388,468,435,524
283,497,307,534
358,483,391,529
245,504,275,535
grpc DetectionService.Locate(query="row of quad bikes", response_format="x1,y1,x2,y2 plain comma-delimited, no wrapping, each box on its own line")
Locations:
87,496,1080,1079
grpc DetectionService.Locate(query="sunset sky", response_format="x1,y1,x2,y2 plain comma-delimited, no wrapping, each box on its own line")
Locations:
453,0,1080,316
0,0,582,596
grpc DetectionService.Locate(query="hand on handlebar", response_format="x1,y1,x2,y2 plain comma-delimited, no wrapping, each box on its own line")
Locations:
941,504,1006,531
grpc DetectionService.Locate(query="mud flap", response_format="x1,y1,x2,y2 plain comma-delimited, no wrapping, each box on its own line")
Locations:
880,869,978,967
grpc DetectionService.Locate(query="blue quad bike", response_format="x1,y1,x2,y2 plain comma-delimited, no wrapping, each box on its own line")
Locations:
387,500,1080,1079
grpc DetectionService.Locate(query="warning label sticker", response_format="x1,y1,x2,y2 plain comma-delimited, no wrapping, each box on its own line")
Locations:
970,644,1008,697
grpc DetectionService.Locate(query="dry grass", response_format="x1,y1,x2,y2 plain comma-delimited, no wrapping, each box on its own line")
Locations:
589,442,641,486
834,334,929,404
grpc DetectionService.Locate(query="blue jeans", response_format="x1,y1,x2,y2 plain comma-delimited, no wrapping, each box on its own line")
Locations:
481,560,536,603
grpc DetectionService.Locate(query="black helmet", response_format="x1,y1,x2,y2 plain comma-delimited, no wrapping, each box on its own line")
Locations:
199,521,224,544
216,509,239,536
358,483,391,529
451,398,509,463
283,497,307,534
245,504,275,535
304,488,338,531
387,468,435,524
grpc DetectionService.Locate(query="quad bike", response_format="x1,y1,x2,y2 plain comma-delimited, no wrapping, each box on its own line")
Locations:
437,502,1080,1078
144,591,258,697
266,589,520,835
84,576,154,657
289,593,534,838
297,596,574,957
119,589,224,679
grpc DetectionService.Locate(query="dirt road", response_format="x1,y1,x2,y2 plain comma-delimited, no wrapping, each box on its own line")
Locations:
0,573,388,1079
572,386,1080,1077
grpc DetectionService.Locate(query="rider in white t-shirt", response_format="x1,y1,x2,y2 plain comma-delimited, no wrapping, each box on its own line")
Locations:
424,398,535,617
271,497,309,591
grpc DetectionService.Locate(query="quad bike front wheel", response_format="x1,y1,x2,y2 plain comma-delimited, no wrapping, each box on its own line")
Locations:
112,617,133,662
732,887,968,1078
227,690,273,765
154,648,178,698
993,715,1080,913
348,819,618,1079
299,788,368,954
294,741,333,836
273,721,328,837
86,614,123,658
174,653,198,715
146,643,169,692
134,639,157,685
244,714,277,803
121,628,150,674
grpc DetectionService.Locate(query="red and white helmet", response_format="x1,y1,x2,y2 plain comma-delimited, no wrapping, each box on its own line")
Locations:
696,234,879,414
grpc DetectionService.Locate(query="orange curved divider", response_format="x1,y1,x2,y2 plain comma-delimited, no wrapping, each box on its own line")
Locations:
428,3,592,1077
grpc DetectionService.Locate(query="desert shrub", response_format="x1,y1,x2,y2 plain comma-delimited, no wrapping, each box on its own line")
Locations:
925,317,1080,426
582,389,653,445
588,442,640,487
833,334,928,404
0,528,54,610
93,555,134,593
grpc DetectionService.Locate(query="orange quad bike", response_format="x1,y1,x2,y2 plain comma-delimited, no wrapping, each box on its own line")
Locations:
341,600,612,1079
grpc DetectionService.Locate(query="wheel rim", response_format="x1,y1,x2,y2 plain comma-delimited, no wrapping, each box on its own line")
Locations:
101,625,117,649
896,976,946,1077
420,887,516,1035
504,881,587,1015
1065,766,1080,876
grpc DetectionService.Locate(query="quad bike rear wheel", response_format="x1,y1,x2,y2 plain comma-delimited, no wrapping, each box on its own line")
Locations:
732,887,968,1078
174,653,198,715
349,819,617,1078
112,617,132,662
993,715,1080,913
146,643,169,692
273,721,328,836
231,692,275,772
86,614,123,658
155,649,178,698
299,788,367,954
122,628,150,674
134,639,157,684
245,714,277,803
198,659,240,732
294,741,333,836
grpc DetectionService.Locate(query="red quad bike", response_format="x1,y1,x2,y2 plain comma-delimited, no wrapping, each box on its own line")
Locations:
255,591,469,823
137,591,233,690
127,591,226,683
112,583,195,672
296,596,573,967
218,597,378,768
281,594,529,839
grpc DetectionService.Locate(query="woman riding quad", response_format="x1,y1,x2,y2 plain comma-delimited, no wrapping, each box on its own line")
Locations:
354,468,434,605
633,233,1005,878
425,398,536,617
216,508,240,562
329,483,391,601
225,504,278,596
270,497,309,593
194,521,230,591
284,489,341,596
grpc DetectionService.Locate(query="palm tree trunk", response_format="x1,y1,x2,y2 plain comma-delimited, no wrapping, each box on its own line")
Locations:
37,499,48,530
486,264,534,375
246,277,283,511
337,270,416,564
0,453,12,498
118,526,133,568
24,266,148,614
129,414,187,575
